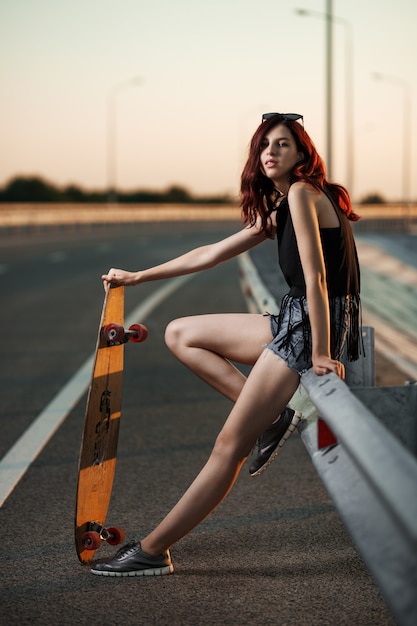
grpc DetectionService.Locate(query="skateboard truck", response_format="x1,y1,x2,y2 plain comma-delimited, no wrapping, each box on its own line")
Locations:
81,521,126,551
102,323,148,346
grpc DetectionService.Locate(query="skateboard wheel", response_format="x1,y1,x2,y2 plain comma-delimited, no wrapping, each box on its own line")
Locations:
128,324,148,343
82,531,101,550
107,526,126,546
103,323,125,344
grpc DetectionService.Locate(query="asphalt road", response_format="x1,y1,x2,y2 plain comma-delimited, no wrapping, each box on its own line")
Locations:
0,222,394,625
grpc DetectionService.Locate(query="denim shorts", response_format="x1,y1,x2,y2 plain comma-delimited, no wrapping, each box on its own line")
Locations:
266,294,349,375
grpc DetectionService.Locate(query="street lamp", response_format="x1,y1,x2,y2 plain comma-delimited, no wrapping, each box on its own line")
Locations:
295,2,333,179
372,72,411,207
295,6,354,195
325,0,333,180
107,76,143,203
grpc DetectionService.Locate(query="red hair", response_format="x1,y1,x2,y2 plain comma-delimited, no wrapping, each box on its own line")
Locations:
240,114,360,235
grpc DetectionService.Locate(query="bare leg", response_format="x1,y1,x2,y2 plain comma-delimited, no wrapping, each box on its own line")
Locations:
165,313,272,402
141,349,300,555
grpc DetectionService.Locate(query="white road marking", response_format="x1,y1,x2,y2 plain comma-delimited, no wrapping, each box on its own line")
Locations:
356,240,417,288
362,308,417,381
0,274,194,508
96,243,112,253
356,239,417,378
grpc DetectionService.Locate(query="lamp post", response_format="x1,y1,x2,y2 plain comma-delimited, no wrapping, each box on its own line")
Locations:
107,76,142,203
373,72,411,208
325,0,333,180
295,6,354,195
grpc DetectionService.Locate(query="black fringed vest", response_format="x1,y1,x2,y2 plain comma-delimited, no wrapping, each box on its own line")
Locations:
276,195,362,361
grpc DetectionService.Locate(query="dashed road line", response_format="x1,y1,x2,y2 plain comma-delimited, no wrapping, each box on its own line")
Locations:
356,239,417,380
356,239,417,288
48,251,68,263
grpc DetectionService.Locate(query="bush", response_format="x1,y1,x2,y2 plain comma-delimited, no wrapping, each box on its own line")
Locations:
359,193,386,205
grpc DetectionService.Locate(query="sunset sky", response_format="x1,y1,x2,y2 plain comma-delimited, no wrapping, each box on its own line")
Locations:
1,0,416,202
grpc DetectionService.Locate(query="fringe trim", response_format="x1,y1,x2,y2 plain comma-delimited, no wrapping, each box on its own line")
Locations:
277,293,363,363
343,293,364,362
276,295,311,363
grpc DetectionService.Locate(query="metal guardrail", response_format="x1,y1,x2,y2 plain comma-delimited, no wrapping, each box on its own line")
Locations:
238,251,417,626
301,372,417,626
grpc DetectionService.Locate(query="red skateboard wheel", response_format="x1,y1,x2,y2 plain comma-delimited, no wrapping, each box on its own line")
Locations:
103,323,125,344
107,526,126,546
128,324,148,343
81,531,101,550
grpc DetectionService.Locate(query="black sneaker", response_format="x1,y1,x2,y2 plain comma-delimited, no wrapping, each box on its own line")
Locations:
91,541,174,577
249,408,301,477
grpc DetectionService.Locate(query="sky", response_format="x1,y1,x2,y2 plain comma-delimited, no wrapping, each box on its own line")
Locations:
1,0,416,203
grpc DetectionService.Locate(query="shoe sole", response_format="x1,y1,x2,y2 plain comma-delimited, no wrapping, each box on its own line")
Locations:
250,412,301,477
91,564,174,577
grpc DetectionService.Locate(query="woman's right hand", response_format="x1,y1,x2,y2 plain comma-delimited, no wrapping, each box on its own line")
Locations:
312,355,345,380
101,268,140,290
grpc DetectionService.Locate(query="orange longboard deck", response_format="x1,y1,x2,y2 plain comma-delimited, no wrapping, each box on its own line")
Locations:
75,285,125,564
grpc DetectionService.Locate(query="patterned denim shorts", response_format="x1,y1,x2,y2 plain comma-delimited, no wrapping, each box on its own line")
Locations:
266,294,349,375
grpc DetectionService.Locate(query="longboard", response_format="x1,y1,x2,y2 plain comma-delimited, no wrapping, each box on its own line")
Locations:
75,285,147,564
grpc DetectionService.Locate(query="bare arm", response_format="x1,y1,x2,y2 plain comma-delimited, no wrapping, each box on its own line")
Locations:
287,182,345,378
102,221,269,288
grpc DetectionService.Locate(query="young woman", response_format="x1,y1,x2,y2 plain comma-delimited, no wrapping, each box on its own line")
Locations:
92,112,361,577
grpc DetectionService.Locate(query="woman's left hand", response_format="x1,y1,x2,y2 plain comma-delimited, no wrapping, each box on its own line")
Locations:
312,356,345,380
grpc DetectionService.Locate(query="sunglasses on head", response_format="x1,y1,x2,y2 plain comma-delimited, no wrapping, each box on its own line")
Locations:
262,112,304,126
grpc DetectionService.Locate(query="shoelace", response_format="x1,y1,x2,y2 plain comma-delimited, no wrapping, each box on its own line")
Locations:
115,540,139,558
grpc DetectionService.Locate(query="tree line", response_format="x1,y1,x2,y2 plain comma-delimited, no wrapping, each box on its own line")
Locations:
0,175,389,205
0,176,233,204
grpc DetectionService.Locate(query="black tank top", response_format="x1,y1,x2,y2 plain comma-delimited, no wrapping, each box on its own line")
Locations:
276,196,360,298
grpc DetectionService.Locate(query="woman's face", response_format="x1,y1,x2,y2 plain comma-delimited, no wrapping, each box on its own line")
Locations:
259,123,302,185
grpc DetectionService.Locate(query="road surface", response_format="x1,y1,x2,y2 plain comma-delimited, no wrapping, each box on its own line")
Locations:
0,222,395,625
